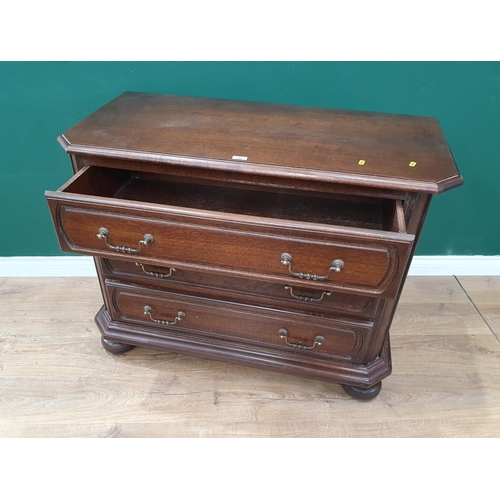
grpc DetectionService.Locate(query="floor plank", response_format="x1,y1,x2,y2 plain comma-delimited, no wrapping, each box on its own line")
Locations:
1,276,499,438
457,276,500,341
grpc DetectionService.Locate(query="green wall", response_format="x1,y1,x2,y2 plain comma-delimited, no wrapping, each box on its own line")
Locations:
1,62,498,256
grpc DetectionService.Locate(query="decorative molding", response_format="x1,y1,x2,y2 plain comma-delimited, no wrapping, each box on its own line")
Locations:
0,256,499,277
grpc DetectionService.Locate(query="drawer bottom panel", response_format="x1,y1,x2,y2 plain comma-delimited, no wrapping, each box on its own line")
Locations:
106,282,374,363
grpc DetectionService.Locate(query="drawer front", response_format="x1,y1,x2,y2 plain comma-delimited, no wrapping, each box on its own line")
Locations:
100,258,379,318
107,283,374,362
47,198,414,298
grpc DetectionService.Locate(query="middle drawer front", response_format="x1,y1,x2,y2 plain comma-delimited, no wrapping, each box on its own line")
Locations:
100,258,379,319
106,282,374,363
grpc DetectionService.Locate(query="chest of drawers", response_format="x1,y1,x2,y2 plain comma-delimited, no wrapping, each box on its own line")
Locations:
45,92,462,399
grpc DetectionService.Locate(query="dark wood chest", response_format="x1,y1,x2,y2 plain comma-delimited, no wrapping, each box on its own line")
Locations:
45,92,462,399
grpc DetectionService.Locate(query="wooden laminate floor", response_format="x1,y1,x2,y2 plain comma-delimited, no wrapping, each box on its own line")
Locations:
0,276,499,438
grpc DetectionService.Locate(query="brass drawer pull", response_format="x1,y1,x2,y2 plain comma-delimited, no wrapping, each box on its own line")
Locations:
143,306,185,325
97,227,154,254
280,253,344,280
136,262,176,278
278,328,324,350
284,285,332,302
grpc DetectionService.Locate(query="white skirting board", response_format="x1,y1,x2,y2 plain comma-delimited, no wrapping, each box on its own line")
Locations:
0,256,500,277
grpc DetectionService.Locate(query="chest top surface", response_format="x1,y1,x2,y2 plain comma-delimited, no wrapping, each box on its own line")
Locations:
59,92,462,193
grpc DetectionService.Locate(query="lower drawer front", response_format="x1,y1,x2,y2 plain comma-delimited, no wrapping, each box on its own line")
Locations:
101,258,378,318
107,283,373,362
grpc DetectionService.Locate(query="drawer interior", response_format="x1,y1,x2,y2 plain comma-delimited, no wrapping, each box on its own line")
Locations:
65,166,406,232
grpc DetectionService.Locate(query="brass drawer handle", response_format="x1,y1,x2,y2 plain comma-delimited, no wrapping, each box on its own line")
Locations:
143,306,185,325
97,227,154,254
284,286,332,302
280,253,344,280
278,328,324,350
136,262,176,278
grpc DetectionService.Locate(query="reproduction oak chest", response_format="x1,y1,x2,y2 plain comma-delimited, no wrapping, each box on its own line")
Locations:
45,92,463,399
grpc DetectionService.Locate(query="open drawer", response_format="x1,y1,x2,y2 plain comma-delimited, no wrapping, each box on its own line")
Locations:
45,166,415,298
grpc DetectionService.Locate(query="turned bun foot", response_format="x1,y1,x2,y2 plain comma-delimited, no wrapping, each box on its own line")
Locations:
101,336,136,355
343,381,382,401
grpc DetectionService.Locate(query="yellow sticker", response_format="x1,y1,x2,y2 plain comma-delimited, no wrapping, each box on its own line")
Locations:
358,160,366,165
409,161,417,167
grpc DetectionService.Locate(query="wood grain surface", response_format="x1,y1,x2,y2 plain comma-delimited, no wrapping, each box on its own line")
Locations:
1,276,498,438
60,92,463,193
